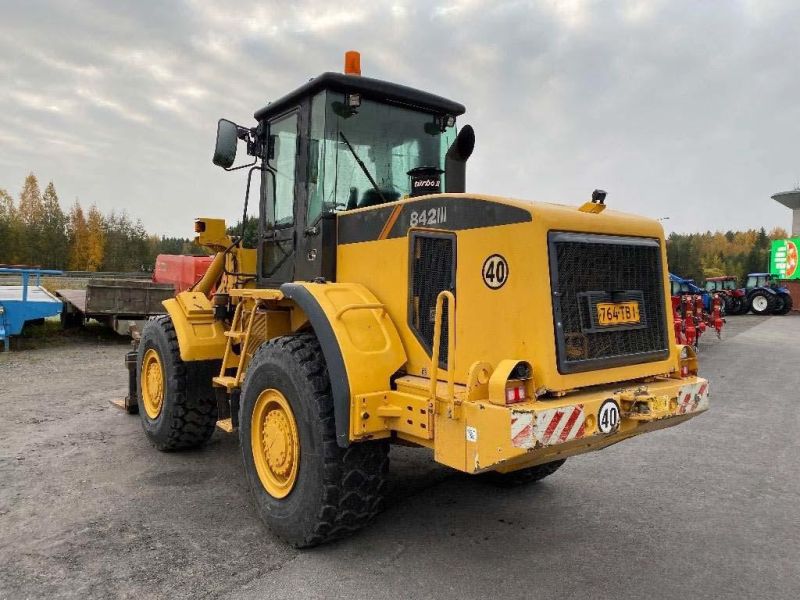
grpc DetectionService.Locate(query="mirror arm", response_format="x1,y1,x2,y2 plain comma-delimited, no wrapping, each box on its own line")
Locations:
226,127,264,171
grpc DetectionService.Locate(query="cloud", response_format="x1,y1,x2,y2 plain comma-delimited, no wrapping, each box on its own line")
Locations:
0,0,798,237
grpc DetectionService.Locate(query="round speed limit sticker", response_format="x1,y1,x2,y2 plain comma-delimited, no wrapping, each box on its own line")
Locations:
482,254,509,289
598,399,620,434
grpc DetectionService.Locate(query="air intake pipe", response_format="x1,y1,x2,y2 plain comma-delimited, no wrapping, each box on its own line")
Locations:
444,124,475,193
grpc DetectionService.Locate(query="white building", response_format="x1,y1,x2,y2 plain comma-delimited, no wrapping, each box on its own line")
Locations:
772,190,800,236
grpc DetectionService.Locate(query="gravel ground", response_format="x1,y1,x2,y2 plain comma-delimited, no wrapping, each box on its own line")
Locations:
1,315,798,599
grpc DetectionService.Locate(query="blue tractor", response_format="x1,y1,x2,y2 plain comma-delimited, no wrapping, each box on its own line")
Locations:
669,273,714,311
743,273,793,315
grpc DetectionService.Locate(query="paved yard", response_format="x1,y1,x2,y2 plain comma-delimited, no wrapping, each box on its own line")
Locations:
1,315,798,599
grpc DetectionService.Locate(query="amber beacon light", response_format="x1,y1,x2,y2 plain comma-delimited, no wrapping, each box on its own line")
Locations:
344,50,361,75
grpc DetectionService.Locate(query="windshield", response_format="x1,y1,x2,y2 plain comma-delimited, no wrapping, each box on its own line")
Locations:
723,280,737,290
307,92,456,222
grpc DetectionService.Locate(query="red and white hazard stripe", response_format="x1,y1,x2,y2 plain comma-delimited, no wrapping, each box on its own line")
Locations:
511,405,588,449
535,404,586,447
677,381,709,415
511,412,535,448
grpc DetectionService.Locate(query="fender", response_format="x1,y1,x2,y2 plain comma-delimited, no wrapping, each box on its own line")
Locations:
162,292,227,362
748,287,777,297
281,282,407,447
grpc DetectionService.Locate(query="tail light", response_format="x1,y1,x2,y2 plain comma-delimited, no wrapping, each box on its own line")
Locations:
677,345,698,378
505,382,527,404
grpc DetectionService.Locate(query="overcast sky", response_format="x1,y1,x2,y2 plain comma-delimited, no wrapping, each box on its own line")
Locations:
1,0,798,237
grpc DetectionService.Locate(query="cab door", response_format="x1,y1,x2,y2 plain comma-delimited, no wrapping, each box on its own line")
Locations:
260,110,299,286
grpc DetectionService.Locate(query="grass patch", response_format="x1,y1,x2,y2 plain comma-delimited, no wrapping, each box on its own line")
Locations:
8,316,130,351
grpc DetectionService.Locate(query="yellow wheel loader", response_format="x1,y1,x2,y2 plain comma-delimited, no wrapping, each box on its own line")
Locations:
128,52,709,548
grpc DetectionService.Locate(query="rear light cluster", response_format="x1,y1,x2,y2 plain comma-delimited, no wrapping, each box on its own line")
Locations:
505,382,528,404
678,345,698,378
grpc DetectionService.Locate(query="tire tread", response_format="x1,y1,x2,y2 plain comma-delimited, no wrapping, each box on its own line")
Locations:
244,332,388,548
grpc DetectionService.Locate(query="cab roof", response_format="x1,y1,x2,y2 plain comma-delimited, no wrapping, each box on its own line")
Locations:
253,72,466,122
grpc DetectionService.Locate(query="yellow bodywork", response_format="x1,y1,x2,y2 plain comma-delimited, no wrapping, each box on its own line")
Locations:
166,197,709,475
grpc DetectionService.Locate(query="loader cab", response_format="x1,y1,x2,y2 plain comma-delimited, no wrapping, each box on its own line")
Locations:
251,71,466,287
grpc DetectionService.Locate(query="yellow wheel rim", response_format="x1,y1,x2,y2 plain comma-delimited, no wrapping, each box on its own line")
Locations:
251,389,300,499
141,349,165,419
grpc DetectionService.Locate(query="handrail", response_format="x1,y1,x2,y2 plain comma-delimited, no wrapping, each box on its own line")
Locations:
429,290,456,406
0,268,63,302
335,303,386,319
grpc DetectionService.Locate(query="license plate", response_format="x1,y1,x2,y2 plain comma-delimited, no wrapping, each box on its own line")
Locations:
596,301,640,326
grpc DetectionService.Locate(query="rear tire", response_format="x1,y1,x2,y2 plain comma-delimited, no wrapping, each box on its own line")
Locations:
774,293,793,315
480,459,566,487
725,296,742,315
749,292,776,315
239,333,389,548
136,315,219,451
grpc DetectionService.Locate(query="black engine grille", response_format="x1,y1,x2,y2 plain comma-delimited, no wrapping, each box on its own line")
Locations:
409,232,455,366
549,232,669,373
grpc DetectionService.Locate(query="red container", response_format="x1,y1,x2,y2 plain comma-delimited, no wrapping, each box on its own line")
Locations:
153,255,213,292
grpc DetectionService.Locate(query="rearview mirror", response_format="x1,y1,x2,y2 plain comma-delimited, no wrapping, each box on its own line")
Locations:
213,119,239,168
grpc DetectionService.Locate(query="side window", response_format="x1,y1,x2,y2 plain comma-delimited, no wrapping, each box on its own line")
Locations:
307,92,327,224
267,112,298,228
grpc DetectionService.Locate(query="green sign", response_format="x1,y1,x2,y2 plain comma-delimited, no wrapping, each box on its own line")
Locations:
770,238,800,279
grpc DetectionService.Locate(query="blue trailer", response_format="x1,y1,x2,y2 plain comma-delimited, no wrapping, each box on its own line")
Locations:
0,267,64,350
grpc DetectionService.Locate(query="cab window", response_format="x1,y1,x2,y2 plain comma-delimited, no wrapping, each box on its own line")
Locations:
266,112,298,228
305,91,456,224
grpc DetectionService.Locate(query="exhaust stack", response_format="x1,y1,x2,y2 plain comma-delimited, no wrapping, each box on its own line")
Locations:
444,124,475,193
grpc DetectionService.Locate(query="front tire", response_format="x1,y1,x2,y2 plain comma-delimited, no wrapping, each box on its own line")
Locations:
136,315,219,451
240,333,388,548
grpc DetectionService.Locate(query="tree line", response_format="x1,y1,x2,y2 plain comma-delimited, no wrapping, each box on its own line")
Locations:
666,227,787,283
0,171,789,280
0,173,203,271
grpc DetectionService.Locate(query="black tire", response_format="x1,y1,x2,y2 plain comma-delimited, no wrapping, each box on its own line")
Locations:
479,459,566,487
748,291,776,315
774,293,793,315
735,296,750,315
725,296,742,315
136,315,219,451
239,333,389,548
60,309,83,329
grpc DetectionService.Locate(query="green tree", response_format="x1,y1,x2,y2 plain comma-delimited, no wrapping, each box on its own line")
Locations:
0,188,19,264
227,216,259,249
742,227,770,279
40,181,69,269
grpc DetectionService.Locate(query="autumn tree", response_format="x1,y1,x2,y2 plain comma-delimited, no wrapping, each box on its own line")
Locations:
16,173,44,265
67,200,91,270
85,204,105,271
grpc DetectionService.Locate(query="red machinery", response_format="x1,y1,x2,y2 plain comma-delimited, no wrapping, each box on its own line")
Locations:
672,292,723,348
153,255,213,292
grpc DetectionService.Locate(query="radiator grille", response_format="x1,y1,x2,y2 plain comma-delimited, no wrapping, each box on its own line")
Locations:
409,233,455,366
549,232,669,373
